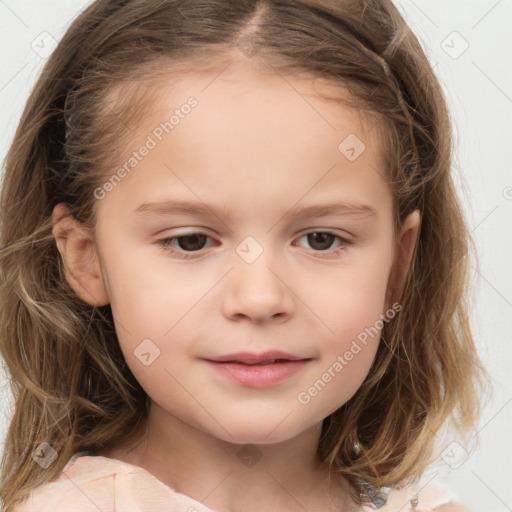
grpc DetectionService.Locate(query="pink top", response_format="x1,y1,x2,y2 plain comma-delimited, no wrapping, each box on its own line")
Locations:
15,452,458,512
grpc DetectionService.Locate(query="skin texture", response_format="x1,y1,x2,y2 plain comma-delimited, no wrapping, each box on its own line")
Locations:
53,59,422,512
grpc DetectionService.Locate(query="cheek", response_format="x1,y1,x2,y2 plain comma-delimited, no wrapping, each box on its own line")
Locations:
99,243,206,337
305,251,392,344
295,276,390,417
98,244,219,399
297,247,393,400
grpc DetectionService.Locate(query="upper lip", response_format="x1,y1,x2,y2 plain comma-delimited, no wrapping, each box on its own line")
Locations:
205,350,308,364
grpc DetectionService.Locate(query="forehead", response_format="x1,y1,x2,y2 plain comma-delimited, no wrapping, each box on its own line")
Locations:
94,59,391,221
102,57,385,161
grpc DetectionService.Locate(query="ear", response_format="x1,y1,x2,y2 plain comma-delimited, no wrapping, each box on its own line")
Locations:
52,203,109,306
386,209,421,308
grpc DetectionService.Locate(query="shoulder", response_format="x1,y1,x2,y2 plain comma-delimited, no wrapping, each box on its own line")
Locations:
12,452,124,512
13,452,215,512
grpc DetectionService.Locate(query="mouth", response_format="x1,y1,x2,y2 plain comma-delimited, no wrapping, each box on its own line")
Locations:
218,359,296,365
206,350,307,365
203,351,311,388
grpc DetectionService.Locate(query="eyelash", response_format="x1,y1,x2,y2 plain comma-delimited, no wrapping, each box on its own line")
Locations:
156,231,353,259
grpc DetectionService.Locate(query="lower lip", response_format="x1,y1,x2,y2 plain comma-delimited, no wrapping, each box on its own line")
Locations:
204,360,309,388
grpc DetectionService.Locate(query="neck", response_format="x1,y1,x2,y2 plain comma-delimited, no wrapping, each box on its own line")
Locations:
101,401,356,512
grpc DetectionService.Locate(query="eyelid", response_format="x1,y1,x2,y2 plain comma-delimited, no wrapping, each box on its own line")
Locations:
298,227,353,239
155,228,353,243
293,230,353,256
156,228,354,259
156,231,217,260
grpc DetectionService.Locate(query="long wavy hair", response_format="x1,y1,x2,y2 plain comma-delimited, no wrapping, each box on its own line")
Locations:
0,1,490,510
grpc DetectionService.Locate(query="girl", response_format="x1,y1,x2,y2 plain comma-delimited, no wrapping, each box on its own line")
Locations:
0,1,489,511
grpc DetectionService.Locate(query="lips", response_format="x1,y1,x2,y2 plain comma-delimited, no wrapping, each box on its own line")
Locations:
206,350,306,364
203,351,311,388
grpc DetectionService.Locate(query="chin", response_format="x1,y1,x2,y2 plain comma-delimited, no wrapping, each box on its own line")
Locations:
200,416,309,447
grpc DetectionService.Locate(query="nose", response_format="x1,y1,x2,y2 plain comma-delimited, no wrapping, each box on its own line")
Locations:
221,248,295,324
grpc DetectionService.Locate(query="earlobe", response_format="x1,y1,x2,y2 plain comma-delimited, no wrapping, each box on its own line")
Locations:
52,203,109,306
386,209,421,307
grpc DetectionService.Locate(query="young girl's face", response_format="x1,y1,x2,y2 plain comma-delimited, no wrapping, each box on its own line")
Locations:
69,60,418,445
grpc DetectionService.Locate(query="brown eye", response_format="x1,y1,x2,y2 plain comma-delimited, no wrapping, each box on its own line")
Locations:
173,233,208,251
157,232,215,259
306,232,336,251
295,231,353,258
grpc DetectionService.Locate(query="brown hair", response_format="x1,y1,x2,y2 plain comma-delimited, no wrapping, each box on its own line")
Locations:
0,0,490,510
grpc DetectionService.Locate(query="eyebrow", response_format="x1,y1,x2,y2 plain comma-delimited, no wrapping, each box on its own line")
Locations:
133,199,377,221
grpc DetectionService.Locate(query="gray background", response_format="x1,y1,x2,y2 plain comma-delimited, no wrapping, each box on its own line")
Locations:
1,1,511,510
